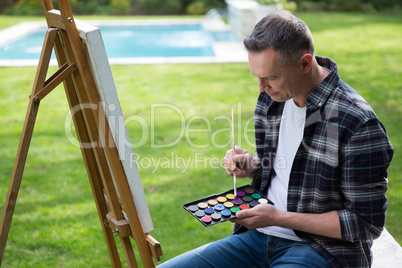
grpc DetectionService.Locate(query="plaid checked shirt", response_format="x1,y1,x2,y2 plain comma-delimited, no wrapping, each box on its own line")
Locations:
252,57,394,267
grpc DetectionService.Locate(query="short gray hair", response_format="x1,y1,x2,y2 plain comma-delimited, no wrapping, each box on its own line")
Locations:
244,12,315,66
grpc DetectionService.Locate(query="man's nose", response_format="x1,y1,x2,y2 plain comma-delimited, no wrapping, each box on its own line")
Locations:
258,78,270,92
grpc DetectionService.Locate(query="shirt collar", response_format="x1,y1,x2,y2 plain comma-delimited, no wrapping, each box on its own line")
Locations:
305,56,340,109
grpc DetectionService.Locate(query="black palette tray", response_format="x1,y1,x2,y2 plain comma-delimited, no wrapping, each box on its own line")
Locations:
182,185,274,227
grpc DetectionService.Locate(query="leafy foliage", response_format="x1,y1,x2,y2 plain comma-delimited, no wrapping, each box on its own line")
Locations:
297,0,402,12
1,0,226,15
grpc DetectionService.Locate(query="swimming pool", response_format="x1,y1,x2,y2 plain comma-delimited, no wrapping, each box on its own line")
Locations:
0,20,248,65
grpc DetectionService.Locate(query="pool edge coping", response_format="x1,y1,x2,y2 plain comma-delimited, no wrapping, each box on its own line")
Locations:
0,18,248,66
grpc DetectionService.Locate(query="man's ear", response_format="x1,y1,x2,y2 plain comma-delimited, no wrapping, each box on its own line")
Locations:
300,54,313,73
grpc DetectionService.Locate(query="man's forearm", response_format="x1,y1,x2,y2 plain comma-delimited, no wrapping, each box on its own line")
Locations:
276,210,342,239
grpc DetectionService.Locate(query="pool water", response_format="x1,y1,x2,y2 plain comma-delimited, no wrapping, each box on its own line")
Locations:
0,24,238,60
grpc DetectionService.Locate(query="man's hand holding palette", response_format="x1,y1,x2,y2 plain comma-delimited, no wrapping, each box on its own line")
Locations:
182,185,274,227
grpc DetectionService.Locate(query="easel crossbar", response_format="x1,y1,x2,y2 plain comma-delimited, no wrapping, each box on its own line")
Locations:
34,61,77,101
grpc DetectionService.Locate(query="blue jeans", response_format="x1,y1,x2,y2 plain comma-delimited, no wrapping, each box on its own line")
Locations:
157,229,330,268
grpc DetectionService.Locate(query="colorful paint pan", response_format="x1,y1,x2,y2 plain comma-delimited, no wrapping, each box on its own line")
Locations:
198,202,208,209
224,202,234,208
221,209,231,217
214,204,225,211
245,188,255,194
217,196,227,203
182,184,274,227
195,210,205,217
236,191,246,197
188,205,198,212
249,200,259,207
211,213,221,221
230,207,241,213
226,194,235,200
232,197,243,205
202,216,212,224
239,204,250,210
205,207,214,215
208,199,218,206
251,193,262,199
242,196,252,202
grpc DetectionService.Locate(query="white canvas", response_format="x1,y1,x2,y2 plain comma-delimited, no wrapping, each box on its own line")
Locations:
74,19,154,233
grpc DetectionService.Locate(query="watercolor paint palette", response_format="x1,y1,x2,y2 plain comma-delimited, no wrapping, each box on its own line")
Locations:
182,185,274,227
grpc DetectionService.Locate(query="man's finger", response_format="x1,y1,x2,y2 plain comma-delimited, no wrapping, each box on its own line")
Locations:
235,208,254,219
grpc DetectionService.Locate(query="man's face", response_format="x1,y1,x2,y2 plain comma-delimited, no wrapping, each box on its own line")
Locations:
248,48,303,104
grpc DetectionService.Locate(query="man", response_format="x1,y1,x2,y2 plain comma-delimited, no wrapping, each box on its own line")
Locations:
158,12,394,267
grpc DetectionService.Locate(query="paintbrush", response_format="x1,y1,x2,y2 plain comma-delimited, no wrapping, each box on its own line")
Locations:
231,108,237,197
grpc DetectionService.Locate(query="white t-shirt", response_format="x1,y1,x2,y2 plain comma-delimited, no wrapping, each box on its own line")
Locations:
257,99,306,242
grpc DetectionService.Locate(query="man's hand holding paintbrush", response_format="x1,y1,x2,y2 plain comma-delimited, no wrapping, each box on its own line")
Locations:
223,147,259,179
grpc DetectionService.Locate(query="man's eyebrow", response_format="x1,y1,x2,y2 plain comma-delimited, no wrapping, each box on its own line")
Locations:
250,70,264,78
251,72,276,79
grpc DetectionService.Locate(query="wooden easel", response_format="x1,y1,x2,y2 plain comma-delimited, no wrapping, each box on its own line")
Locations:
0,0,162,267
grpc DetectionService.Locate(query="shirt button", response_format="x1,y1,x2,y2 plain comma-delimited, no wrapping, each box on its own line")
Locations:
318,102,323,107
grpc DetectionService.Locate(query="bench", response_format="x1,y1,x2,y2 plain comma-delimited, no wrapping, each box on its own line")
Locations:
372,228,402,267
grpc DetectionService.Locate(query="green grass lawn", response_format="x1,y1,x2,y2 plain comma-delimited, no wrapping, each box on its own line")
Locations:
0,12,401,267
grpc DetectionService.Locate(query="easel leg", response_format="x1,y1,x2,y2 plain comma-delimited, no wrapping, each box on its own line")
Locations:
51,34,124,267
121,237,139,268
0,29,58,263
